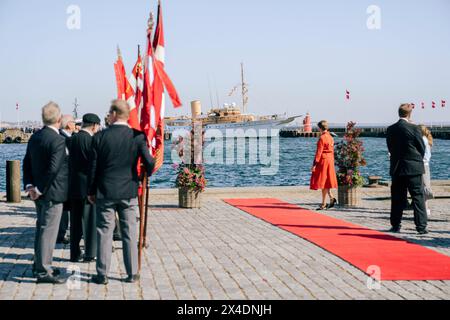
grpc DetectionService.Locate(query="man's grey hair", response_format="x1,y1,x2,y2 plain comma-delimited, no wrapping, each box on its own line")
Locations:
42,101,62,126
61,114,75,129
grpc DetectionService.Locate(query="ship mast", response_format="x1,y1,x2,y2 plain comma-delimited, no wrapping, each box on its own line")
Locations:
73,98,80,119
241,62,249,114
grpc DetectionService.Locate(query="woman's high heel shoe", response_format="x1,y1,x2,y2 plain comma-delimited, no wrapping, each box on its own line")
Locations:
328,198,337,209
317,204,328,211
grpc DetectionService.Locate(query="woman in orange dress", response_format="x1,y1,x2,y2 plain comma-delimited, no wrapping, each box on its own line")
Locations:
310,120,338,210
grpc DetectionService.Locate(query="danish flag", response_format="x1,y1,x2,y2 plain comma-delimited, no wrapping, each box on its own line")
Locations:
421,102,425,109
442,100,446,108
346,90,350,100
142,1,182,173
411,103,415,109
129,52,144,122
114,47,140,130
432,101,436,109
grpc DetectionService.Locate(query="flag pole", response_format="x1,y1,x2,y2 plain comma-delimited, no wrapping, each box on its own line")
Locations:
138,172,147,271
143,175,150,248
16,103,20,129
142,12,155,251
138,12,155,272
137,42,146,271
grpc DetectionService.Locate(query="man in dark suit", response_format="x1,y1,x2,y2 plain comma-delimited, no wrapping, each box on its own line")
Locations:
69,113,101,262
88,99,155,284
386,103,428,234
23,101,68,284
57,115,76,245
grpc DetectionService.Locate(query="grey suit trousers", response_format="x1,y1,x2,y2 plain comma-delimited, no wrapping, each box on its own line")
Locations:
34,200,63,277
96,198,139,277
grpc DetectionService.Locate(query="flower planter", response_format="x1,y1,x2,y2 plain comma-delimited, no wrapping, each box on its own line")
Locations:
338,185,358,207
178,188,201,209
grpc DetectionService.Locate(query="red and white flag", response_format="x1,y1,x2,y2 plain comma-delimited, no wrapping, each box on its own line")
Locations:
141,26,155,149
16,103,19,110
442,100,446,108
129,52,144,123
345,90,350,100
432,101,436,109
142,2,182,173
411,103,415,109
421,102,425,109
114,48,139,130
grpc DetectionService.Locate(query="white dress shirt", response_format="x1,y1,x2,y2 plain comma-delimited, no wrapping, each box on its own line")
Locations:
112,121,130,127
61,129,72,137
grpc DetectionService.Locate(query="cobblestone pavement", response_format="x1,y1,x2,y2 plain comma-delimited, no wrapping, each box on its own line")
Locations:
0,183,449,300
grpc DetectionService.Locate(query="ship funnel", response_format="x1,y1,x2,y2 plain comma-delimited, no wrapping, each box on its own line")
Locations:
191,100,202,119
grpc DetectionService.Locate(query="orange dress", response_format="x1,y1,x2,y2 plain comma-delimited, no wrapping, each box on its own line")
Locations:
310,131,338,190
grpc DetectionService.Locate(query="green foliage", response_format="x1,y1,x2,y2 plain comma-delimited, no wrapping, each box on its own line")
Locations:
335,122,367,187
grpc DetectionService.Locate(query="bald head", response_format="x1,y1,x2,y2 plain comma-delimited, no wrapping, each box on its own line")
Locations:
61,115,76,132
109,99,130,123
399,103,413,119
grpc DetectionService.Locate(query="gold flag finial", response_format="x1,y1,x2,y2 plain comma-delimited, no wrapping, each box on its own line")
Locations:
117,45,122,60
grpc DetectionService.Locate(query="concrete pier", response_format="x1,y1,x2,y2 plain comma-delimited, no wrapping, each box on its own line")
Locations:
0,183,449,300
280,125,450,139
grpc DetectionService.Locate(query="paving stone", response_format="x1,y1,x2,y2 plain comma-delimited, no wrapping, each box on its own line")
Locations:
0,186,449,300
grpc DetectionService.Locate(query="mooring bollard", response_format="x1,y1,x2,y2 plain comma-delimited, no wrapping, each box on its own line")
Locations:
6,160,21,203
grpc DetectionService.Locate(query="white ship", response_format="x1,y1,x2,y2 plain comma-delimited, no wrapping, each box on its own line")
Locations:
165,105,300,136
165,63,302,137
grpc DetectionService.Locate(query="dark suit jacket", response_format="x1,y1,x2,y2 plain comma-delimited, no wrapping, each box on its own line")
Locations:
386,120,426,177
60,130,72,210
23,126,69,203
59,129,72,148
88,124,155,200
69,130,93,199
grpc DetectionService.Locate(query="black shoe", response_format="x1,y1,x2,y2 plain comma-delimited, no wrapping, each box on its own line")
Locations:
83,257,96,263
33,265,60,277
389,226,401,233
37,274,66,284
52,268,61,276
56,236,70,245
316,204,328,211
124,274,140,283
70,254,84,263
418,229,429,235
92,275,109,285
328,198,337,209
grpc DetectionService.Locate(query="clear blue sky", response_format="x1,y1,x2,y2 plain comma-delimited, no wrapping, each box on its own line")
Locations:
1,0,449,124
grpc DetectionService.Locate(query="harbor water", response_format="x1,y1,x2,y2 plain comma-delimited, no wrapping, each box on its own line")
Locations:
1,137,449,192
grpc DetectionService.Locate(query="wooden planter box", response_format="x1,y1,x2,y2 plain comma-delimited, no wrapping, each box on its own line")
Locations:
338,185,358,207
178,188,201,208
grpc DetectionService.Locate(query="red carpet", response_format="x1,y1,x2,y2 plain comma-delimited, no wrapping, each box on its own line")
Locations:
224,198,450,281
